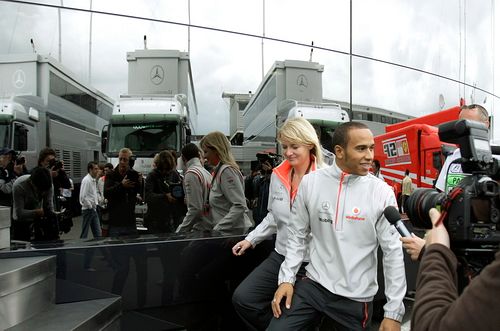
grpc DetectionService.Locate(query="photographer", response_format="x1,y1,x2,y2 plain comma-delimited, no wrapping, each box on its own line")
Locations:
412,208,500,331
436,104,489,194
0,148,26,207
12,167,55,241
37,147,71,211
252,153,277,225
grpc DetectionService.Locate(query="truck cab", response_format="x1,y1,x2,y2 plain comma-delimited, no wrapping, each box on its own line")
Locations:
102,94,191,175
277,99,349,153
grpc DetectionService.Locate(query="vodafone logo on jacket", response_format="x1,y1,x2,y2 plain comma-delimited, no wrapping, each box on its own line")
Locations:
346,206,366,221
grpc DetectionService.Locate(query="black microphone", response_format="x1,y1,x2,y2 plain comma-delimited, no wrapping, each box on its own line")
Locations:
383,206,412,237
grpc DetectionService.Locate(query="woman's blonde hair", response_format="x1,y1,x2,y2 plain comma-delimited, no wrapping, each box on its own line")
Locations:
278,117,324,167
199,131,239,169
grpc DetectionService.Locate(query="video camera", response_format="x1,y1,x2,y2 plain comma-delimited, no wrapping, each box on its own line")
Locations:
256,152,280,173
405,119,500,249
11,151,26,166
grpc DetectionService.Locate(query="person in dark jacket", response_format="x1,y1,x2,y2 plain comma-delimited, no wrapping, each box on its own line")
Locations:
412,208,500,331
37,147,71,212
12,167,54,241
0,148,26,207
104,148,141,237
144,150,178,234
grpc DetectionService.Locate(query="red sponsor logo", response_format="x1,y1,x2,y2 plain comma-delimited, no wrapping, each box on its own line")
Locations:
346,215,366,221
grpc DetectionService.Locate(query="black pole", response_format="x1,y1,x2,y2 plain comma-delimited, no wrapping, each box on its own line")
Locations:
349,0,353,122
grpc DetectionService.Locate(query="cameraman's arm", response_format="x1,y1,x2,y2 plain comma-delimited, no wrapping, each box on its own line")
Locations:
57,169,71,189
0,177,13,194
13,184,43,220
144,172,167,205
412,209,500,331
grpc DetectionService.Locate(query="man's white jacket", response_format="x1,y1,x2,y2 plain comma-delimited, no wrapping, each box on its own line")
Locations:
278,162,407,322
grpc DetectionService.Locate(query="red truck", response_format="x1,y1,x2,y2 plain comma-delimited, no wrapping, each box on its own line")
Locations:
374,106,461,203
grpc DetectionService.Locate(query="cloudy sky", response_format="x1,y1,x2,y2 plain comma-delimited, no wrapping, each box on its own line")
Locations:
1,0,499,139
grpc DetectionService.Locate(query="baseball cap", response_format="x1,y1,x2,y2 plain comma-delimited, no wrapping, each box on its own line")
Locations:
0,148,15,156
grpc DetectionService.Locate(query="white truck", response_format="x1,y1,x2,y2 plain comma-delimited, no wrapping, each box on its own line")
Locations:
101,49,197,175
0,53,113,183
277,99,349,153
242,60,349,165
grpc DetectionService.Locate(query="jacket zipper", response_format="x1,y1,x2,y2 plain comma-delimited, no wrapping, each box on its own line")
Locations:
334,172,347,229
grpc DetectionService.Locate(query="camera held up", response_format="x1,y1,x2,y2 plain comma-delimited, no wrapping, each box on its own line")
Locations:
256,152,280,173
48,158,64,170
405,119,500,249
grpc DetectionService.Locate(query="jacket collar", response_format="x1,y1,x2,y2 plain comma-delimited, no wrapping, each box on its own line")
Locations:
186,157,203,169
273,157,318,190
328,160,366,182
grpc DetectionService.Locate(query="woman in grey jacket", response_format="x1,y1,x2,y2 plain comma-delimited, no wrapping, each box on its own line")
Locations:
231,117,324,331
199,131,252,232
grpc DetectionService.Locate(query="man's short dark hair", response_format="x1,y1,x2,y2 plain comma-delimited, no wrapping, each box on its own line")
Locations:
182,143,201,162
87,161,98,173
332,122,370,151
104,162,113,170
30,166,52,192
38,147,56,166
405,169,410,176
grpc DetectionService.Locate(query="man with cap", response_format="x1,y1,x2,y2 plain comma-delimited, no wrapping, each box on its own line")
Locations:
0,148,26,207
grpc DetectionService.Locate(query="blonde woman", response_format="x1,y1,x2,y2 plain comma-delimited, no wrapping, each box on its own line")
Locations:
231,117,324,330
199,131,252,232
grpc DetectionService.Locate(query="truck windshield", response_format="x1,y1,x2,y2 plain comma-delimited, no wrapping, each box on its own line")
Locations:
108,121,179,155
0,124,10,147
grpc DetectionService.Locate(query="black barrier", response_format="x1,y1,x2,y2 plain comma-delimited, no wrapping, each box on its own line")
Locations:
0,230,275,330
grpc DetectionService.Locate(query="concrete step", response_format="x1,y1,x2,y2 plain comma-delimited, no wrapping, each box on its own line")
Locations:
6,297,121,331
0,256,56,329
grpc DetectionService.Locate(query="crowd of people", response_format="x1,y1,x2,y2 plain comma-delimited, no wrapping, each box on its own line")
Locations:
1,104,498,330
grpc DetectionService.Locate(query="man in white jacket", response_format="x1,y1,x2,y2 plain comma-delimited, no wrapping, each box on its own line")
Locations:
79,161,101,270
269,122,406,331
176,143,214,232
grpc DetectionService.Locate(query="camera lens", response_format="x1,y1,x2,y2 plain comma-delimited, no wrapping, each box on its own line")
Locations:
405,188,445,229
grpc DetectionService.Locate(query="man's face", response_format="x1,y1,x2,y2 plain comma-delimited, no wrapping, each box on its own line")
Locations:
89,164,99,178
0,154,11,168
104,167,113,175
118,152,131,172
335,128,375,176
42,154,56,168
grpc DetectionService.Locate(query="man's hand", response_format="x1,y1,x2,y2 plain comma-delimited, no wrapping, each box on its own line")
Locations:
425,208,450,248
261,161,273,172
166,193,176,203
34,208,44,217
121,176,135,188
271,282,294,318
379,318,401,331
13,164,23,176
232,239,252,256
400,234,425,261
